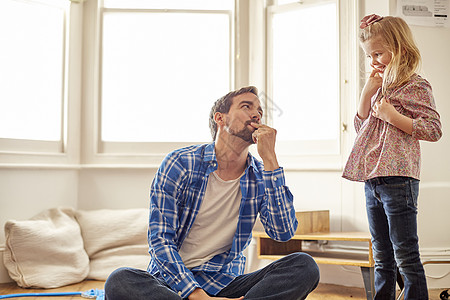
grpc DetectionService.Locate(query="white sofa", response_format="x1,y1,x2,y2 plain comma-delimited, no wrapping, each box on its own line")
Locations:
3,207,149,288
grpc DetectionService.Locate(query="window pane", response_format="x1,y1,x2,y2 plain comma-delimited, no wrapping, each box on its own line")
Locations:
103,0,233,10
101,12,230,142
0,0,65,141
271,3,338,141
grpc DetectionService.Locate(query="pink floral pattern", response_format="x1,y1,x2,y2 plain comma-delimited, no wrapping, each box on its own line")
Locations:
343,74,442,182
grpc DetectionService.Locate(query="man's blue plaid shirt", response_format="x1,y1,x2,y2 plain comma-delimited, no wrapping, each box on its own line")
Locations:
147,143,297,298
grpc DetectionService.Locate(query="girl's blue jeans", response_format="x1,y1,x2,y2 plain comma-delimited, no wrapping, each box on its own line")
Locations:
365,176,428,300
104,252,319,300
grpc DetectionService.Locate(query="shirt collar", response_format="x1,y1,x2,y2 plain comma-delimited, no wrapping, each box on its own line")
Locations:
203,142,216,163
204,142,259,173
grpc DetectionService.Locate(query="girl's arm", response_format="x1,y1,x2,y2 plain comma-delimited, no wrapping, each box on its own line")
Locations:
372,97,413,135
405,80,442,142
373,78,442,141
358,69,383,119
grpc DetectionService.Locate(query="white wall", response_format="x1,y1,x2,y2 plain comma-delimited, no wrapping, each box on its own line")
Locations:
77,168,155,210
1,0,450,290
410,22,450,288
0,168,79,282
334,0,450,289
248,0,450,289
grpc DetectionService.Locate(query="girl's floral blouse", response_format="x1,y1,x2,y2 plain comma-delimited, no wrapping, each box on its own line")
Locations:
343,74,442,182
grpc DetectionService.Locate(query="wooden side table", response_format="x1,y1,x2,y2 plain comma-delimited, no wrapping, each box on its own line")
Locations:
253,231,375,300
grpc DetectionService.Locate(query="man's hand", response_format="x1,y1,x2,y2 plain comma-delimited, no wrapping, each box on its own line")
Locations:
188,288,244,300
250,123,279,171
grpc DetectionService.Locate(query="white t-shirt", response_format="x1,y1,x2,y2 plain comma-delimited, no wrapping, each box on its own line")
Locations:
179,171,243,268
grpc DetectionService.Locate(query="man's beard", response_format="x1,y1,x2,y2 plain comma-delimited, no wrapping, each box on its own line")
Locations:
226,120,255,144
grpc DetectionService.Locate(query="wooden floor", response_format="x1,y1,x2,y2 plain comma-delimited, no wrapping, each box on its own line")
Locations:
308,283,446,300
0,280,447,299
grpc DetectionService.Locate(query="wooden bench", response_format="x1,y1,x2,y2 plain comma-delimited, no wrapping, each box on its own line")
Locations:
253,231,376,300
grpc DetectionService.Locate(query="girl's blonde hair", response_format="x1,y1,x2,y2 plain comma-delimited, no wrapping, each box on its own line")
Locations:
360,16,421,95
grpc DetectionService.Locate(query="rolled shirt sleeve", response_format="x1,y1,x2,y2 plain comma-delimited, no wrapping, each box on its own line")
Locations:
259,167,297,242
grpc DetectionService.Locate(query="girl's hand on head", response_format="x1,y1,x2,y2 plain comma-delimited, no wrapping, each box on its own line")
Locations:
372,97,397,122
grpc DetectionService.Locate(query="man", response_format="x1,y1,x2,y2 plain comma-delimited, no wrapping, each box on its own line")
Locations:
105,86,319,300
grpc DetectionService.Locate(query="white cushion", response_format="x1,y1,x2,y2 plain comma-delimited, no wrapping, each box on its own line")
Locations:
75,208,150,280
3,208,90,288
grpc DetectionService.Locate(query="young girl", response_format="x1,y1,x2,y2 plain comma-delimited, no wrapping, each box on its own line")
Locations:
343,14,442,299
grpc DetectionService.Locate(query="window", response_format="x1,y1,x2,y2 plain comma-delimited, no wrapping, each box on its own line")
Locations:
98,0,233,153
0,0,68,154
1,0,356,168
266,0,349,168
84,0,356,167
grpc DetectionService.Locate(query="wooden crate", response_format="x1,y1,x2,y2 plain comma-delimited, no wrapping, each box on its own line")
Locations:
295,210,329,234
253,210,329,234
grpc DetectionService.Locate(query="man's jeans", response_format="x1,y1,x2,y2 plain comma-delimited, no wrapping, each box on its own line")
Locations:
104,252,319,300
365,176,428,300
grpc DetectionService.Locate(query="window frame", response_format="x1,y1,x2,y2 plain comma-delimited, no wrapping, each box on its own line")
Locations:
0,0,81,166
261,0,358,170
83,0,359,169
0,0,359,170
82,0,236,166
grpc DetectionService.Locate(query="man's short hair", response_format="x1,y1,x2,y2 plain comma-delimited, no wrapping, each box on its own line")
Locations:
208,86,259,141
